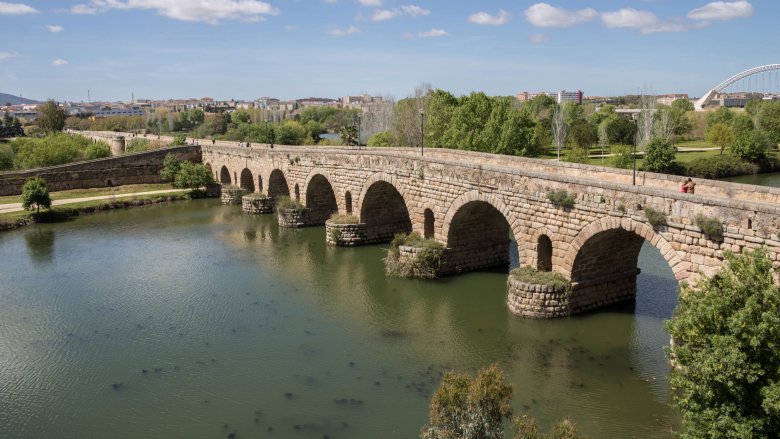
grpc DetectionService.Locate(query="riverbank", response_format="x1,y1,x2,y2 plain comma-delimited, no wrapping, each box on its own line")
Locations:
0,190,197,233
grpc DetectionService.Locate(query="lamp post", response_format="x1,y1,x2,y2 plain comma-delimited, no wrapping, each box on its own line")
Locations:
631,117,637,186
419,109,425,157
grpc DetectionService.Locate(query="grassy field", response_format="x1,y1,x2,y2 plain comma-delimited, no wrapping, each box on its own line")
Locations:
0,183,174,205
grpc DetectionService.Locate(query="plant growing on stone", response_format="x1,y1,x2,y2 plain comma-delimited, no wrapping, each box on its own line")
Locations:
329,213,359,224
329,228,342,243
276,196,305,212
547,189,575,209
643,206,667,227
510,266,570,291
385,232,444,279
665,248,780,439
616,203,626,214
694,214,724,238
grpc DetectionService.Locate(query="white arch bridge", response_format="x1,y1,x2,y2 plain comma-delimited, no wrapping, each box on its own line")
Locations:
695,64,780,110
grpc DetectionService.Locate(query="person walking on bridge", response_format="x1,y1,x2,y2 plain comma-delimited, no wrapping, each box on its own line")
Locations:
684,178,696,194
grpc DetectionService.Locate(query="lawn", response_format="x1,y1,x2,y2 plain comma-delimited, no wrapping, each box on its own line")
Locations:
0,183,175,205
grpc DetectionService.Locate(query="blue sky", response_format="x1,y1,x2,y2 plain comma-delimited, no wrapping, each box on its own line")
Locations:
0,1,774,102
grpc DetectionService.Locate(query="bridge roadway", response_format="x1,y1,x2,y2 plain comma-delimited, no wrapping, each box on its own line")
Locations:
83,131,780,317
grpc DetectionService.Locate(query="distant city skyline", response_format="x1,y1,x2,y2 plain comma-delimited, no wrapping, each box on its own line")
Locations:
0,0,773,102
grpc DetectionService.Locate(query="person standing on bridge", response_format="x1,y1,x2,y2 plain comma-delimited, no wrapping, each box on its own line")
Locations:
685,178,696,194
681,179,688,193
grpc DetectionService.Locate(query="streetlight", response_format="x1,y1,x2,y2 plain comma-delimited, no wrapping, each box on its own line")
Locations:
631,117,638,186
419,109,425,157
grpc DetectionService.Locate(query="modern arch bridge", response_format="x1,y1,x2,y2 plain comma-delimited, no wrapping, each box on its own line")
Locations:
199,141,780,318
695,64,780,110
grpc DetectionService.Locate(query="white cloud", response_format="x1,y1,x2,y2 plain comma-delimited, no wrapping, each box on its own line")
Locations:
328,25,359,36
418,28,447,37
528,33,550,43
52,59,68,66
601,8,659,29
525,3,597,27
46,25,64,33
468,9,510,26
0,52,21,60
0,2,37,15
688,1,753,21
357,0,380,6
372,4,429,21
69,0,279,24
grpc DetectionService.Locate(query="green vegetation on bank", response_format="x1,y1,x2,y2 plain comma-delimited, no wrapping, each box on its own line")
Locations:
421,364,583,439
666,248,780,438
0,183,174,205
2,133,111,170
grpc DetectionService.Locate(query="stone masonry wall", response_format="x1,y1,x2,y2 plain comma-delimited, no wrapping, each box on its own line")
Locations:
507,276,570,319
0,145,200,196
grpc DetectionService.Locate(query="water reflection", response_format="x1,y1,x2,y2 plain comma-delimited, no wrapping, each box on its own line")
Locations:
23,227,55,264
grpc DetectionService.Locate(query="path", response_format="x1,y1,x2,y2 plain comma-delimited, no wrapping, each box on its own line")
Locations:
0,189,189,214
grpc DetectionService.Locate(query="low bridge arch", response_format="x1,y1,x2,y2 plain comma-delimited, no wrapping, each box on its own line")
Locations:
240,168,255,192
219,165,231,185
357,173,414,243
304,172,338,225
267,169,290,201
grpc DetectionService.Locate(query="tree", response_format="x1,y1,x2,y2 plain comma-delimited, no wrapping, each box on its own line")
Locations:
21,177,51,213
174,161,214,189
367,131,393,147
642,137,677,173
731,129,772,162
705,122,736,155
730,113,755,137
756,101,780,144
421,364,513,439
666,249,780,439
600,115,635,145
637,94,656,148
610,144,633,169
671,98,694,113
160,153,182,182
551,103,568,160
339,124,358,146
170,133,187,146
706,107,734,133
569,120,597,149
36,100,68,133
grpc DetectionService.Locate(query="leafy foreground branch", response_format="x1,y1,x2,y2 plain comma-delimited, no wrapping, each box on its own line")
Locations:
421,364,583,439
665,248,780,438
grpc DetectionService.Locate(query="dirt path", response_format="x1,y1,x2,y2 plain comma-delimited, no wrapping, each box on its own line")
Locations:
0,189,189,214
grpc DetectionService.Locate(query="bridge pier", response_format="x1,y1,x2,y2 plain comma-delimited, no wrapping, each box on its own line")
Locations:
242,194,274,214
221,186,247,205
277,207,320,228
568,268,640,314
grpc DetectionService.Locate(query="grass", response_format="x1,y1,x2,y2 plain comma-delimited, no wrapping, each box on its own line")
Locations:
0,183,174,205
0,189,190,226
329,213,360,224
510,266,570,290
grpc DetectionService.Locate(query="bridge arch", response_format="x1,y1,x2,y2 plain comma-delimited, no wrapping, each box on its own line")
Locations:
561,217,689,315
219,165,231,185
304,173,338,224
267,169,290,201
442,191,522,273
358,179,412,243
356,173,415,221
695,64,780,110
239,168,255,192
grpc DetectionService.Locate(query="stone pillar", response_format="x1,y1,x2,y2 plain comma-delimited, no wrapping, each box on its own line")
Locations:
205,182,222,198
242,194,274,214
221,186,247,205
277,208,316,228
568,268,640,315
325,221,369,246
506,276,570,319
110,136,126,156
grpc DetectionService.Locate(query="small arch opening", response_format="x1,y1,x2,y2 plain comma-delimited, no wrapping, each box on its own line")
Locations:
537,235,552,272
294,184,300,202
424,208,435,239
239,168,255,192
345,191,353,215
219,166,231,185
258,176,263,193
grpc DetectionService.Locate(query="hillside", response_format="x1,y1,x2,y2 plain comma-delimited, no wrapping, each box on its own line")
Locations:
0,93,40,105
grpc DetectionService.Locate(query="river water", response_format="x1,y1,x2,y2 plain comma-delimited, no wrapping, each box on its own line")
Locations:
0,200,680,438
722,171,780,187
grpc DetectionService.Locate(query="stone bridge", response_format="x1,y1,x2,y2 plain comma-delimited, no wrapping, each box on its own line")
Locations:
89,131,780,318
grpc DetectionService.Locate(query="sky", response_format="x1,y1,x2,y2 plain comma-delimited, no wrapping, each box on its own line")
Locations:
0,0,775,102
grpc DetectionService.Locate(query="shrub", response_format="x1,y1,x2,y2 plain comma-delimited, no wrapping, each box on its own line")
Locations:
0,143,13,170
385,232,445,279
547,189,575,209
510,266,570,290
684,155,755,179
174,161,214,190
12,133,89,169
694,214,724,238
616,203,626,214
644,206,667,227
125,138,150,153
170,133,187,146
329,213,359,224
276,196,305,211
83,142,111,160
610,144,633,169
563,147,589,164
367,131,393,147
159,153,181,182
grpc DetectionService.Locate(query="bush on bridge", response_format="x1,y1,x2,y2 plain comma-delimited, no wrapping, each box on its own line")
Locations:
665,248,780,438
385,232,444,280
694,214,723,238
276,196,305,212
643,206,667,227
510,266,570,291
546,189,575,209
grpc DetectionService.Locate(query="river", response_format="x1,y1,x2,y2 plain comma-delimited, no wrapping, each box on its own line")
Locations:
0,200,680,438
722,171,780,187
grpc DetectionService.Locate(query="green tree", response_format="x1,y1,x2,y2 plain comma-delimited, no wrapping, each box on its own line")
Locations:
706,107,734,133
339,124,358,146
643,137,677,173
174,161,214,189
610,145,633,169
0,143,14,170
600,116,635,145
276,121,307,145
730,129,772,162
83,142,111,160
170,133,187,146
705,122,736,155
160,153,182,182
666,249,780,439
367,131,393,146
569,120,597,149
21,177,51,213
671,98,694,113
563,146,589,164
421,364,513,439
756,101,780,144
730,113,755,137
36,100,68,133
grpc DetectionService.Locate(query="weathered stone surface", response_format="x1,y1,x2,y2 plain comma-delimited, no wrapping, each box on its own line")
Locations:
242,194,273,214
221,186,247,205
278,208,317,228
506,276,570,319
